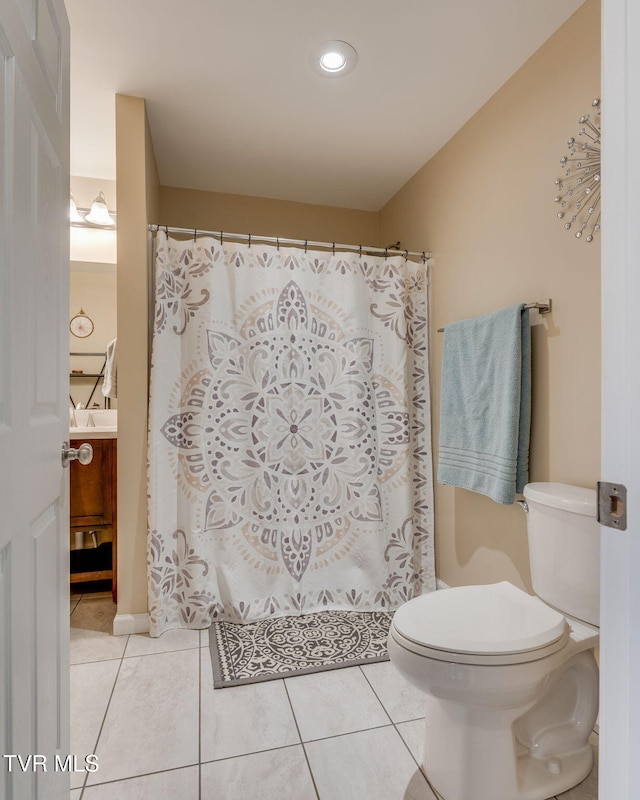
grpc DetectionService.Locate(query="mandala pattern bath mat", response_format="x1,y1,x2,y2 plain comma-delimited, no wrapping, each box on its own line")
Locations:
209,610,393,688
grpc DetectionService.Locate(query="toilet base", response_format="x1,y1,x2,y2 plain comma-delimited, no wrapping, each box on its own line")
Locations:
425,748,593,800
516,748,593,800
422,696,594,800
420,659,597,800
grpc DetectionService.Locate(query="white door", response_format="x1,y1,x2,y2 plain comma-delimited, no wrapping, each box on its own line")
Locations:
600,0,640,797
0,1,70,798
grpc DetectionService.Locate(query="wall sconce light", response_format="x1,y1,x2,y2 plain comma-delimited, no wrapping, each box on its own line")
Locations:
85,191,115,226
70,190,116,228
70,193,84,224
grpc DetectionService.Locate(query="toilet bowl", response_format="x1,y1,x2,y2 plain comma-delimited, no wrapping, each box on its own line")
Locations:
388,484,600,800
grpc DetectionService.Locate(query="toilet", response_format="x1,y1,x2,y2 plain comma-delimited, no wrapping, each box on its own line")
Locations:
388,483,600,800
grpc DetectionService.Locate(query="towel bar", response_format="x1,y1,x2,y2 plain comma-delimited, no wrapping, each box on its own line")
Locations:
437,300,552,333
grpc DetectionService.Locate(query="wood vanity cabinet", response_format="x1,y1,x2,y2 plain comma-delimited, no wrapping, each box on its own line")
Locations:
69,437,117,601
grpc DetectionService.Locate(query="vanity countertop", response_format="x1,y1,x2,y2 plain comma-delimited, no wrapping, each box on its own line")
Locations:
70,426,117,440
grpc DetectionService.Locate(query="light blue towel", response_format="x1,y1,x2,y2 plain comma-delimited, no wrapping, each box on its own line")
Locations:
437,304,531,505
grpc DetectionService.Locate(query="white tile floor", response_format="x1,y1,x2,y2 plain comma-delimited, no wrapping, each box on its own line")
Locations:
69,591,598,800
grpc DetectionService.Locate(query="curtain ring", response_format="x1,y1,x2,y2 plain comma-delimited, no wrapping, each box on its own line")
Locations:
422,251,427,264
248,234,252,248
220,231,224,246
304,239,308,253
384,247,388,259
404,249,409,260
277,237,280,251
193,228,197,242
359,245,362,258
332,242,335,256
164,225,169,239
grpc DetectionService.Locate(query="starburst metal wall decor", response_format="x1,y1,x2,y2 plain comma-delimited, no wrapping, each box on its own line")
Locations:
554,99,601,242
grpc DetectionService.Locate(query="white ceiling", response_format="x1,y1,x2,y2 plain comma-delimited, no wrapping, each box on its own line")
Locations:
66,0,584,211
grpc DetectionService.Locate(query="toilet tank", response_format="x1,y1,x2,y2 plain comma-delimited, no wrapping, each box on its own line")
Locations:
523,482,600,626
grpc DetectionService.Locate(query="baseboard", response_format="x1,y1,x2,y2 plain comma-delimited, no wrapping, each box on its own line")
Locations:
113,612,150,636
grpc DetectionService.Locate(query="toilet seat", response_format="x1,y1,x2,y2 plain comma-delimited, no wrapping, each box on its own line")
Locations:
391,582,571,666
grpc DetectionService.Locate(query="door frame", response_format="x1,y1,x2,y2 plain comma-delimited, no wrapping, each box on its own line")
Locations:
599,0,640,796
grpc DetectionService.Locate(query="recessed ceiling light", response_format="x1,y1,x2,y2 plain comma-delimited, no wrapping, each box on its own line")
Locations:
320,50,347,72
311,41,358,77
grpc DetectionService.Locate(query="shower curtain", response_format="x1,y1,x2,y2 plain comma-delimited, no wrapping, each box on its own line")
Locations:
147,234,434,636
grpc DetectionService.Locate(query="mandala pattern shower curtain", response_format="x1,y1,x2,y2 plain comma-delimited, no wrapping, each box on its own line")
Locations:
147,234,434,636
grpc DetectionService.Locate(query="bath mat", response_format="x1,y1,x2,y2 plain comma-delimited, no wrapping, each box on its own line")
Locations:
209,610,393,688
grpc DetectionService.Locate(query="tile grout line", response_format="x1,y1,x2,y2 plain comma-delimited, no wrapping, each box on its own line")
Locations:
122,641,201,659
357,665,396,726
396,733,440,800
358,665,441,797
191,727,403,768
70,655,128,667
70,592,89,799
198,629,202,800
73,762,202,791
199,740,317,767
299,721,396,746
81,638,129,793
76,606,130,796
72,640,200,668
71,596,82,800
282,679,321,800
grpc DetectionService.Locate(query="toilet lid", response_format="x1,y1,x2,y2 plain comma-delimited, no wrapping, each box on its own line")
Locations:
392,582,567,657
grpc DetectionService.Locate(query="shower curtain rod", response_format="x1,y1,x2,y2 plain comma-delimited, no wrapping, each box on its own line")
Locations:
148,224,432,262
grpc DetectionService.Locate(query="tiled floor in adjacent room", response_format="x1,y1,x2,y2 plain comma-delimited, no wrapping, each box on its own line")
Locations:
70,590,598,800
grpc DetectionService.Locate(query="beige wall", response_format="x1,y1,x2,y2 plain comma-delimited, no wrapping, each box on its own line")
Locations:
379,0,601,592
115,95,160,618
159,186,378,245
